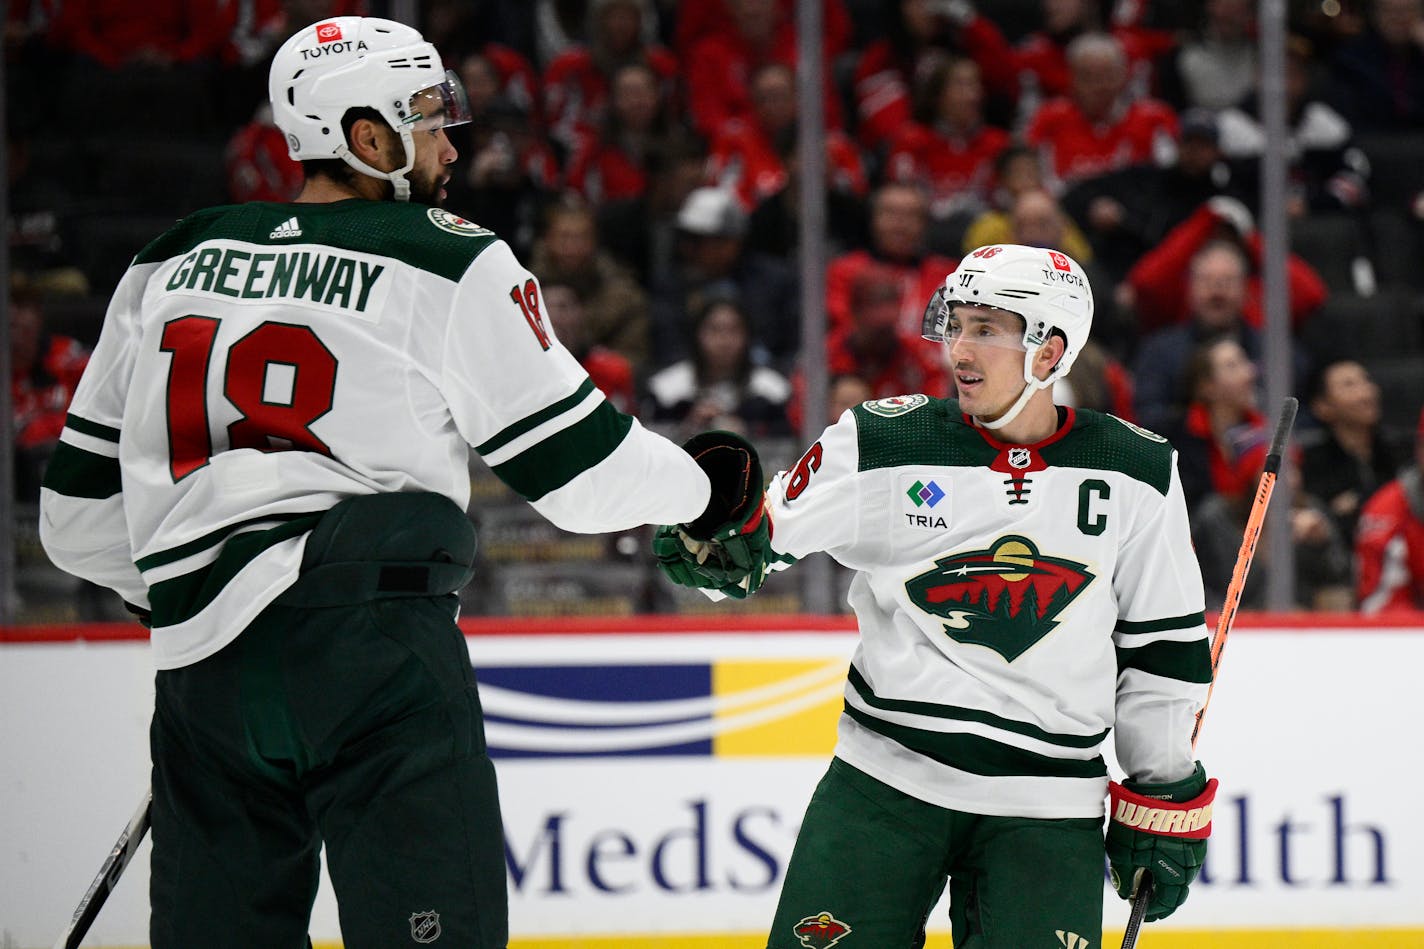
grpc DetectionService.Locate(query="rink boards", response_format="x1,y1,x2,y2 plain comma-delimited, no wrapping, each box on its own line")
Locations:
1,614,1421,948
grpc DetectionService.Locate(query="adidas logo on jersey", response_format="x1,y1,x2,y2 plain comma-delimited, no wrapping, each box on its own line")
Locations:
1056,931,1090,949
269,217,303,239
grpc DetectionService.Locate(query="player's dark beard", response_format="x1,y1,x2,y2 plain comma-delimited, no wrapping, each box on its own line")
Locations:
405,169,443,207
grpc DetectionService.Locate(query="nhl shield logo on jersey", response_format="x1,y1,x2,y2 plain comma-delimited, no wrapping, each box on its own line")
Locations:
793,911,853,947
409,910,441,943
426,207,490,237
863,394,929,417
904,535,1094,661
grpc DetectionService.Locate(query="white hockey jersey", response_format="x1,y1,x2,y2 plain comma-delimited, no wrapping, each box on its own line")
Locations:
766,394,1211,819
40,200,710,669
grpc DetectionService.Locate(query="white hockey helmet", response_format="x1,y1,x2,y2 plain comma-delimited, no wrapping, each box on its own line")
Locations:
922,243,1095,428
269,17,471,201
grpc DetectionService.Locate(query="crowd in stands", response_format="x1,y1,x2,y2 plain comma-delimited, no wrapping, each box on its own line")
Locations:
8,0,1424,615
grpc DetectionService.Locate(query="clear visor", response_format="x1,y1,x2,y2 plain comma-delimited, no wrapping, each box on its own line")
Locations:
920,289,1028,352
404,70,473,132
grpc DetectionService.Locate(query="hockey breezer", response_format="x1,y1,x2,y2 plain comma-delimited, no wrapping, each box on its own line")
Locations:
52,789,152,949
1116,397,1299,949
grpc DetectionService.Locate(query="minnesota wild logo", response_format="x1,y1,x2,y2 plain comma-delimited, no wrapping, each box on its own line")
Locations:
904,535,1094,661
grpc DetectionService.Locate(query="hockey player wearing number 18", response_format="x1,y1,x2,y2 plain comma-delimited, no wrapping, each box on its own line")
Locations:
37,17,769,949
655,244,1219,947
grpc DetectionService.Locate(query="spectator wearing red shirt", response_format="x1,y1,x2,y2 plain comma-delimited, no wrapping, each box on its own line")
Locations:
790,267,949,431
1357,409,1424,614
707,62,866,211
1170,335,1268,511
566,61,682,204
10,286,89,499
542,278,638,415
851,0,1018,152
683,0,844,141
1024,32,1178,190
225,104,304,203
1011,0,1174,116
826,183,958,340
673,0,851,63
51,0,229,68
1123,198,1328,334
884,56,1010,232
541,0,677,155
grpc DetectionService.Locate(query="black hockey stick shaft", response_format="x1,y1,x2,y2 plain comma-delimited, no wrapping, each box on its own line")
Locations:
53,788,153,949
1121,398,1298,949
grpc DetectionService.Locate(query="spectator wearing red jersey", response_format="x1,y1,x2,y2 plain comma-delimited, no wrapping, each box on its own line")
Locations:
1122,197,1328,335
673,0,851,63
531,199,651,366
826,183,957,340
542,278,638,415
851,0,1018,153
1024,32,1178,191
225,104,303,203
707,62,866,211
1012,0,1174,118
884,56,1010,245
1170,335,1268,511
683,0,844,141
566,61,683,204
10,285,89,500
541,0,677,156
1357,409,1424,614
51,0,229,68
789,267,949,432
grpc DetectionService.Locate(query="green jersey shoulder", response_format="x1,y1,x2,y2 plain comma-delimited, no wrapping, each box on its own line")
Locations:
850,398,1175,495
135,200,500,283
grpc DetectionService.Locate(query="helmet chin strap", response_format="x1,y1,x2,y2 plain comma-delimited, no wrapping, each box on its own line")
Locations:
975,345,1056,431
334,128,416,201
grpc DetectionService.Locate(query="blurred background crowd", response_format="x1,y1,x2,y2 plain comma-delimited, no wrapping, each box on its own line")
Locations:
7,0,1424,621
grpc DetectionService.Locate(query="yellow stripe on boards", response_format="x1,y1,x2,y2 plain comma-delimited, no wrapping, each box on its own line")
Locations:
102,931,1424,949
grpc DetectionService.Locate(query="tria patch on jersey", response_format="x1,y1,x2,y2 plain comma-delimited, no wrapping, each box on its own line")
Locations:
1114,414,1169,443
862,393,928,417
901,474,950,530
427,207,490,236
904,535,1094,662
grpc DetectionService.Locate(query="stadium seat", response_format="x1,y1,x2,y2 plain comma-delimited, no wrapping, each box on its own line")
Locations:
1369,209,1424,291
1356,132,1424,208
1290,213,1365,294
1364,352,1424,437
1301,290,1423,362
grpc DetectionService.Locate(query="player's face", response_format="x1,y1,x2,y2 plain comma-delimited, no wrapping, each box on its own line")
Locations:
406,125,458,206
944,305,1029,422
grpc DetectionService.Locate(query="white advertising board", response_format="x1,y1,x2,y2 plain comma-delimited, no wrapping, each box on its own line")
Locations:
1,620,1421,948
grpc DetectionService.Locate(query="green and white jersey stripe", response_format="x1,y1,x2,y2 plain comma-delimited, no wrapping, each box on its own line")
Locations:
40,201,709,669
764,397,1210,819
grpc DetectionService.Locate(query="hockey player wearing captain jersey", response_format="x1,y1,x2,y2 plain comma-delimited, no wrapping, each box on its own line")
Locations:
656,244,1218,947
38,17,766,949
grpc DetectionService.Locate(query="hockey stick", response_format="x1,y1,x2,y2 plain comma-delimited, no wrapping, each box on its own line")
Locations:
1120,396,1298,949
52,787,152,949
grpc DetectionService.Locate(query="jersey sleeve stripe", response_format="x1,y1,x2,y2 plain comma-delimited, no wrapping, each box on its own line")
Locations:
1115,639,1213,684
475,378,598,458
147,513,324,627
1115,611,1206,636
42,442,122,499
848,665,1107,749
64,413,121,443
135,511,324,573
843,704,1108,779
490,399,633,502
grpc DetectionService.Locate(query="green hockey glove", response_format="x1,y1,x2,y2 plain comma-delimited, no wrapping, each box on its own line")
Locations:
652,430,773,598
1106,762,1217,922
